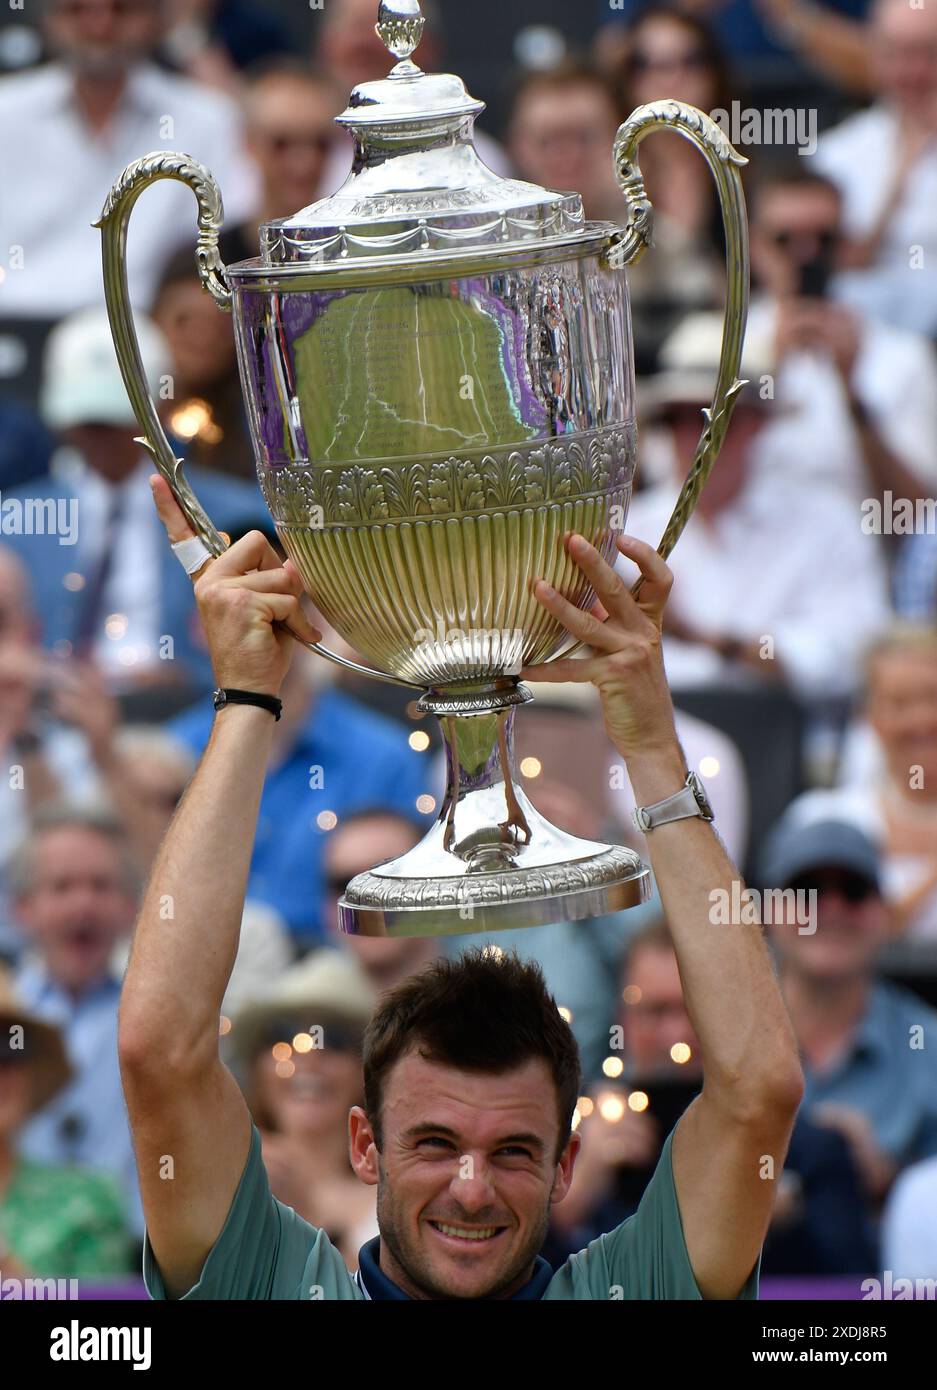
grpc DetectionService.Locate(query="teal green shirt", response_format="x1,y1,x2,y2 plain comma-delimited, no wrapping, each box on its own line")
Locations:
143,1124,760,1301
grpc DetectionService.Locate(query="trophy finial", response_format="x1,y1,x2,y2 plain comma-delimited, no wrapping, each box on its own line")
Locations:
376,0,425,66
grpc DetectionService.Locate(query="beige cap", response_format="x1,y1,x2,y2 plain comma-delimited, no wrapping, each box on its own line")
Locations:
40,307,170,431
639,310,777,416
229,949,377,1064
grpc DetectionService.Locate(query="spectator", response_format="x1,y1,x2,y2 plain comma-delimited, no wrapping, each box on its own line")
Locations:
882,1153,937,1279
8,805,144,1235
151,247,254,482
622,311,892,703
607,6,734,372
0,0,258,320
749,164,937,508
761,815,937,1197
0,400,55,494
507,63,624,224
550,919,875,1275
0,967,134,1278
0,548,103,952
228,950,378,1267
813,0,937,336
799,629,937,939
218,62,341,267
167,648,439,943
0,309,264,697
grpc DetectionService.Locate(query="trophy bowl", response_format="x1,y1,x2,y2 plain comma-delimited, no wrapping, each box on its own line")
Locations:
96,0,749,936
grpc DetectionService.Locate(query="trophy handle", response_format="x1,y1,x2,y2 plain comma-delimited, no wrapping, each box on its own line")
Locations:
95,151,420,691
546,101,749,664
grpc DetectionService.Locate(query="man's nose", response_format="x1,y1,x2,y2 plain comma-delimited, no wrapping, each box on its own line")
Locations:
449,1156,497,1211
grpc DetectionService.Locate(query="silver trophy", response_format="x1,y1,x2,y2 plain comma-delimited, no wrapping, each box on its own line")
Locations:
96,0,749,937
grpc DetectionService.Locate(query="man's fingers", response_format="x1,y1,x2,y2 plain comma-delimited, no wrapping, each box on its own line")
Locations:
226,566,306,599
207,529,282,579
614,534,674,615
527,578,622,654
149,475,196,545
520,655,600,684
262,593,322,645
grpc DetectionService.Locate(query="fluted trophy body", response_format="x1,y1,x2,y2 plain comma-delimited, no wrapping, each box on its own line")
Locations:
96,0,749,936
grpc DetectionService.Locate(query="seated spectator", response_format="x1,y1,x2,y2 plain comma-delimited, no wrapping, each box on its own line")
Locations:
798,628,937,939
0,548,103,953
548,918,875,1276
623,311,892,704
8,805,144,1235
507,63,624,225
813,0,937,336
151,248,254,482
760,815,937,1199
0,309,264,698
217,61,341,268
606,6,734,372
321,807,439,992
0,399,55,493
882,1152,937,1279
749,164,937,508
227,950,378,1268
167,648,439,944
0,967,133,1278
0,0,257,320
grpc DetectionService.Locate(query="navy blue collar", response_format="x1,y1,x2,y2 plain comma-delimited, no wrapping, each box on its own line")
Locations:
355,1237,554,1300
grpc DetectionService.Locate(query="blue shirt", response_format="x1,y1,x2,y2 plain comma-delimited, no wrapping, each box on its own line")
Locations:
169,688,435,942
14,961,143,1236
801,980,937,1166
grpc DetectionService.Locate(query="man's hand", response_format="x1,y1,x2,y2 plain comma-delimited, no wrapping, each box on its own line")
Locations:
522,533,679,765
149,476,321,699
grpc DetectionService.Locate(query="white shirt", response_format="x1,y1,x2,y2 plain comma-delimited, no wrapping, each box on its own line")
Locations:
814,105,937,336
0,62,259,317
54,450,162,683
621,469,892,701
883,1156,937,1278
747,296,937,497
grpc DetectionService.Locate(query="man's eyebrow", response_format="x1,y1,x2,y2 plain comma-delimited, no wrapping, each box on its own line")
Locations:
402,1123,546,1150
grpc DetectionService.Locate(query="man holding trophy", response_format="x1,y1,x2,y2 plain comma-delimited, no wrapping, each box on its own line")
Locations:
100,0,802,1299
117,480,802,1301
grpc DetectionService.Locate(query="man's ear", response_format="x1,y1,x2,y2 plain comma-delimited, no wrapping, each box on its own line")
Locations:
349,1105,380,1186
550,1129,582,1205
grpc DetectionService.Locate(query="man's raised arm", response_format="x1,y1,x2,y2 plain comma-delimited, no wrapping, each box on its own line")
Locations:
524,533,804,1300
118,478,320,1299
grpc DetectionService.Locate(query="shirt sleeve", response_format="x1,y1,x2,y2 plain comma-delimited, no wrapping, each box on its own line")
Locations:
143,1124,329,1300
547,1129,761,1300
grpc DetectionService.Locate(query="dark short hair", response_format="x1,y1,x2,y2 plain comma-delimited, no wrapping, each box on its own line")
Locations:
508,58,625,130
363,948,581,1161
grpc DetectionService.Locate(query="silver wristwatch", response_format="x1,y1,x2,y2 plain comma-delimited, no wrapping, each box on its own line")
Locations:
633,771,715,833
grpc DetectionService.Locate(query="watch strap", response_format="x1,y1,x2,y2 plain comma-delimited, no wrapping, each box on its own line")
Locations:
633,773,714,833
213,687,283,721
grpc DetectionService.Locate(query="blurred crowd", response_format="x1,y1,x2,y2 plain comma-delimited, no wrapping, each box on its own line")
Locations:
1,0,937,1292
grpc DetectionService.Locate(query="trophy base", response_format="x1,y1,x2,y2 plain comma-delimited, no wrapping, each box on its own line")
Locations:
338,681,652,937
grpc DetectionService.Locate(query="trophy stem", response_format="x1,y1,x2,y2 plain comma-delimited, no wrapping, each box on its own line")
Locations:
337,688,653,937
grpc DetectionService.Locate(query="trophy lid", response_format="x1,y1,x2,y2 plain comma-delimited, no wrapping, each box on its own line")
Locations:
257,0,601,270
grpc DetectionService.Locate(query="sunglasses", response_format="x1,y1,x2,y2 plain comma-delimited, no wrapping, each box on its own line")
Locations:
770,229,838,251
260,132,333,156
631,48,709,73
790,871,877,905
259,1019,363,1053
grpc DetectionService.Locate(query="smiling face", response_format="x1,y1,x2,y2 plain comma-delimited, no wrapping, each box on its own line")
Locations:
252,1041,364,1142
349,1051,578,1300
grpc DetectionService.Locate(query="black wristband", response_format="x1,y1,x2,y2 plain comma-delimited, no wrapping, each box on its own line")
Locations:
212,687,283,721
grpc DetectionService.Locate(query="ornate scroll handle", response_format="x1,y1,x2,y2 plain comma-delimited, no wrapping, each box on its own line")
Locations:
548,101,749,666
95,151,419,691
613,99,749,592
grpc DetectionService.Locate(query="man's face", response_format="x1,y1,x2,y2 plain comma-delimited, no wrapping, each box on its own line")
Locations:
246,79,338,219
771,868,889,983
621,946,699,1075
350,1052,577,1299
668,401,766,514
873,0,937,113
510,85,619,210
867,647,937,789
752,184,843,299
45,0,162,78
323,815,423,982
15,827,135,994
